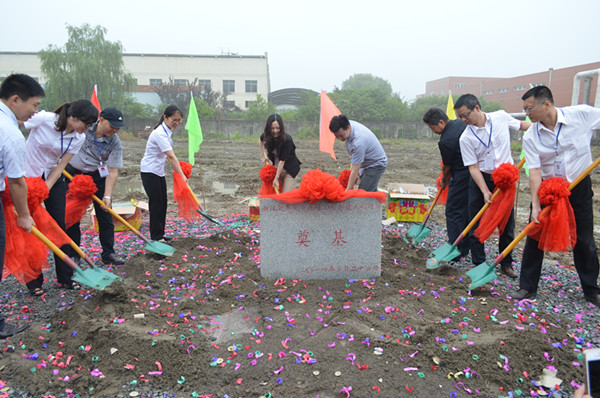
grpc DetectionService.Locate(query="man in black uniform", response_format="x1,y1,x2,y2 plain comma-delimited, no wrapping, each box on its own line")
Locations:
423,107,471,260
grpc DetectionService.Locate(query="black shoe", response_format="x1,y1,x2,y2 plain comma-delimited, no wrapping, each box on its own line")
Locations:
584,293,600,306
501,265,519,279
0,323,30,339
102,253,125,265
162,236,173,242
511,289,536,300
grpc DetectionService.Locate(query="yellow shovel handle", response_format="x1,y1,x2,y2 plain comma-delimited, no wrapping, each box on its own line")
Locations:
62,169,150,243
30,226,79,270
459,157,526,238
185,183,202,207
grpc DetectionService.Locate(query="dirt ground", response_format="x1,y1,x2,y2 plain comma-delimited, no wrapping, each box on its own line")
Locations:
1,136,599,397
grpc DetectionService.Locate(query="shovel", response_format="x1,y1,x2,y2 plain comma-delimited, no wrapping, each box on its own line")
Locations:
62,170,175,257
30,225,121,290
406,188,442,244
428,158,526,268
185,183,224,225
466,155,600,290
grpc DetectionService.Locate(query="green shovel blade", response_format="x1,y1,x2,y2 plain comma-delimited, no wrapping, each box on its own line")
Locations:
72,267,122,290
431,242,461,262
465,262,498,290
144,240,175,256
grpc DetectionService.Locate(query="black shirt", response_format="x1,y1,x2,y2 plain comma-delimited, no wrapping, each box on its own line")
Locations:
260,133,302,178
438,119,468,173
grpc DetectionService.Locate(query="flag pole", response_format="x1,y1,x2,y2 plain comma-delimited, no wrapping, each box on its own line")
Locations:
197,151,207,209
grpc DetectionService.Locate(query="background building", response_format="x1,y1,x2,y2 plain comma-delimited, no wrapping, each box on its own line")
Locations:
422,62,600,112
0,51,270,110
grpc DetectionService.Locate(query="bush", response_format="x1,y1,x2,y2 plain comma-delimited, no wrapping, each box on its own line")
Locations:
297,126,318,139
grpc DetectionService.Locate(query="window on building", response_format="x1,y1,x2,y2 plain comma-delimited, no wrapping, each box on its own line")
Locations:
440,89,445,95
514,85,527,91
531,82,546,87
245,101,256,108
245,80,258,93
150,79,163,86
497,88,509,93
224,100,236,108
174,79,188,86
484,90,494,95
197,79,211,90
223,80,235,93
454,83,466,88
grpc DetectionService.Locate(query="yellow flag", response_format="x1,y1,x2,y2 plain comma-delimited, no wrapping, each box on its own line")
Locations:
446,91,457,120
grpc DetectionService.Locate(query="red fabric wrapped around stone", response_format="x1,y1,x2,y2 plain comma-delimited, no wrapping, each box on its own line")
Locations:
435,161,448,205
338,169,351,189
259,164,279,195
173,161,200,222
1,178,49,283
528,177,576,252
474,163,520,243
260,168,387,204
65,174,97,228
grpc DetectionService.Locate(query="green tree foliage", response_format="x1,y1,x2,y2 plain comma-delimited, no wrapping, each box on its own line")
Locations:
243,94,276,121
292,91,320,121
39,24,135,110
193,98,216,120
341,73,393,98
407,95,449,122
479,97,504,112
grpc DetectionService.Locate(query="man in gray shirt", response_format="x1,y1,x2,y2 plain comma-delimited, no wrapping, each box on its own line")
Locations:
329,114,387,192
66,107,125,265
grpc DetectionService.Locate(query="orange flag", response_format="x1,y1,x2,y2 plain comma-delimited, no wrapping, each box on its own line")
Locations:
319,90,341,160
91,84,101,112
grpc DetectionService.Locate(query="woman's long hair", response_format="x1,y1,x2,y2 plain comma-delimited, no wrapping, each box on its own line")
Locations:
53,100,98,132
154,105,183,130
263,113,286,159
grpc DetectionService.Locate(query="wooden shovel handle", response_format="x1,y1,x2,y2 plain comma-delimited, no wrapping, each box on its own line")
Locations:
421,188,442,226
493,155,600,265
62,169,151,244
30,226,80,270
454,157,527,245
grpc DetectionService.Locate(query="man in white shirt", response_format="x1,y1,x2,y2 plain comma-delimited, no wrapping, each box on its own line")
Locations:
511,86,600,305
0,74,44,338
454,94,531,279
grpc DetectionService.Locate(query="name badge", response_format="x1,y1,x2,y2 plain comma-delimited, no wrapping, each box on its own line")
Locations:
554,159,564,178
484,152,494,171
98,164,109,178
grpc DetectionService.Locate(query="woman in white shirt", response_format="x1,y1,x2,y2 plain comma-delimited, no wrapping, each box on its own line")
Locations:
140,105,187,242
24,100,99,295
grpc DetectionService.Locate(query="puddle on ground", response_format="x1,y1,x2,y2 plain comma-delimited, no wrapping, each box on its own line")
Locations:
211,181,239,195
113,181,147,197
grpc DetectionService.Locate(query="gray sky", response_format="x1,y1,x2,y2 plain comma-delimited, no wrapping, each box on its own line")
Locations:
2,0,598,101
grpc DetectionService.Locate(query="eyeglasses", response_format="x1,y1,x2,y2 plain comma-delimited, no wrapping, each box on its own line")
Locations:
523,103,544,114
457,109,473,120
166,117,182,125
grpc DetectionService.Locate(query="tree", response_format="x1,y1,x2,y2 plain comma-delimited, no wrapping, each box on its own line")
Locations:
39,24,136,110
243,94,276,121
341,74,393,99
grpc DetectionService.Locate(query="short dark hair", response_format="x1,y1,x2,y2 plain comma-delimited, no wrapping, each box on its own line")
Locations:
522,85,554,105
423,107,449,125
329,114,350,133
454,94,479,110
0,73,45,101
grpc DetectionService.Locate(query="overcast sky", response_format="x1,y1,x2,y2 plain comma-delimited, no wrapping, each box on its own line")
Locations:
2,0,598,101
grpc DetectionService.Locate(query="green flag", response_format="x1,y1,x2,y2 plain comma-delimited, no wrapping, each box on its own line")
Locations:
186,95,203,165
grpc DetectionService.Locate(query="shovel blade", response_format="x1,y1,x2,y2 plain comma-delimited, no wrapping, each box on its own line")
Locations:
413,226,432,243
72,267,122,290
465,262,498,290
405,224,424,244
144,240,175,256
195,209,224,226
431,243,461,262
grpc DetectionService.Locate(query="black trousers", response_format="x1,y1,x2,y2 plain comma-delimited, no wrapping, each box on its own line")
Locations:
140,172,167,241
26,175,74,290
519,175,600,295
468,172,515,267
65,165,115,261
446,168,471,258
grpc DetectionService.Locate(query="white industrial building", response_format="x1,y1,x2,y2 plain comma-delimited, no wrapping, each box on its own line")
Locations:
0,51,270,110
